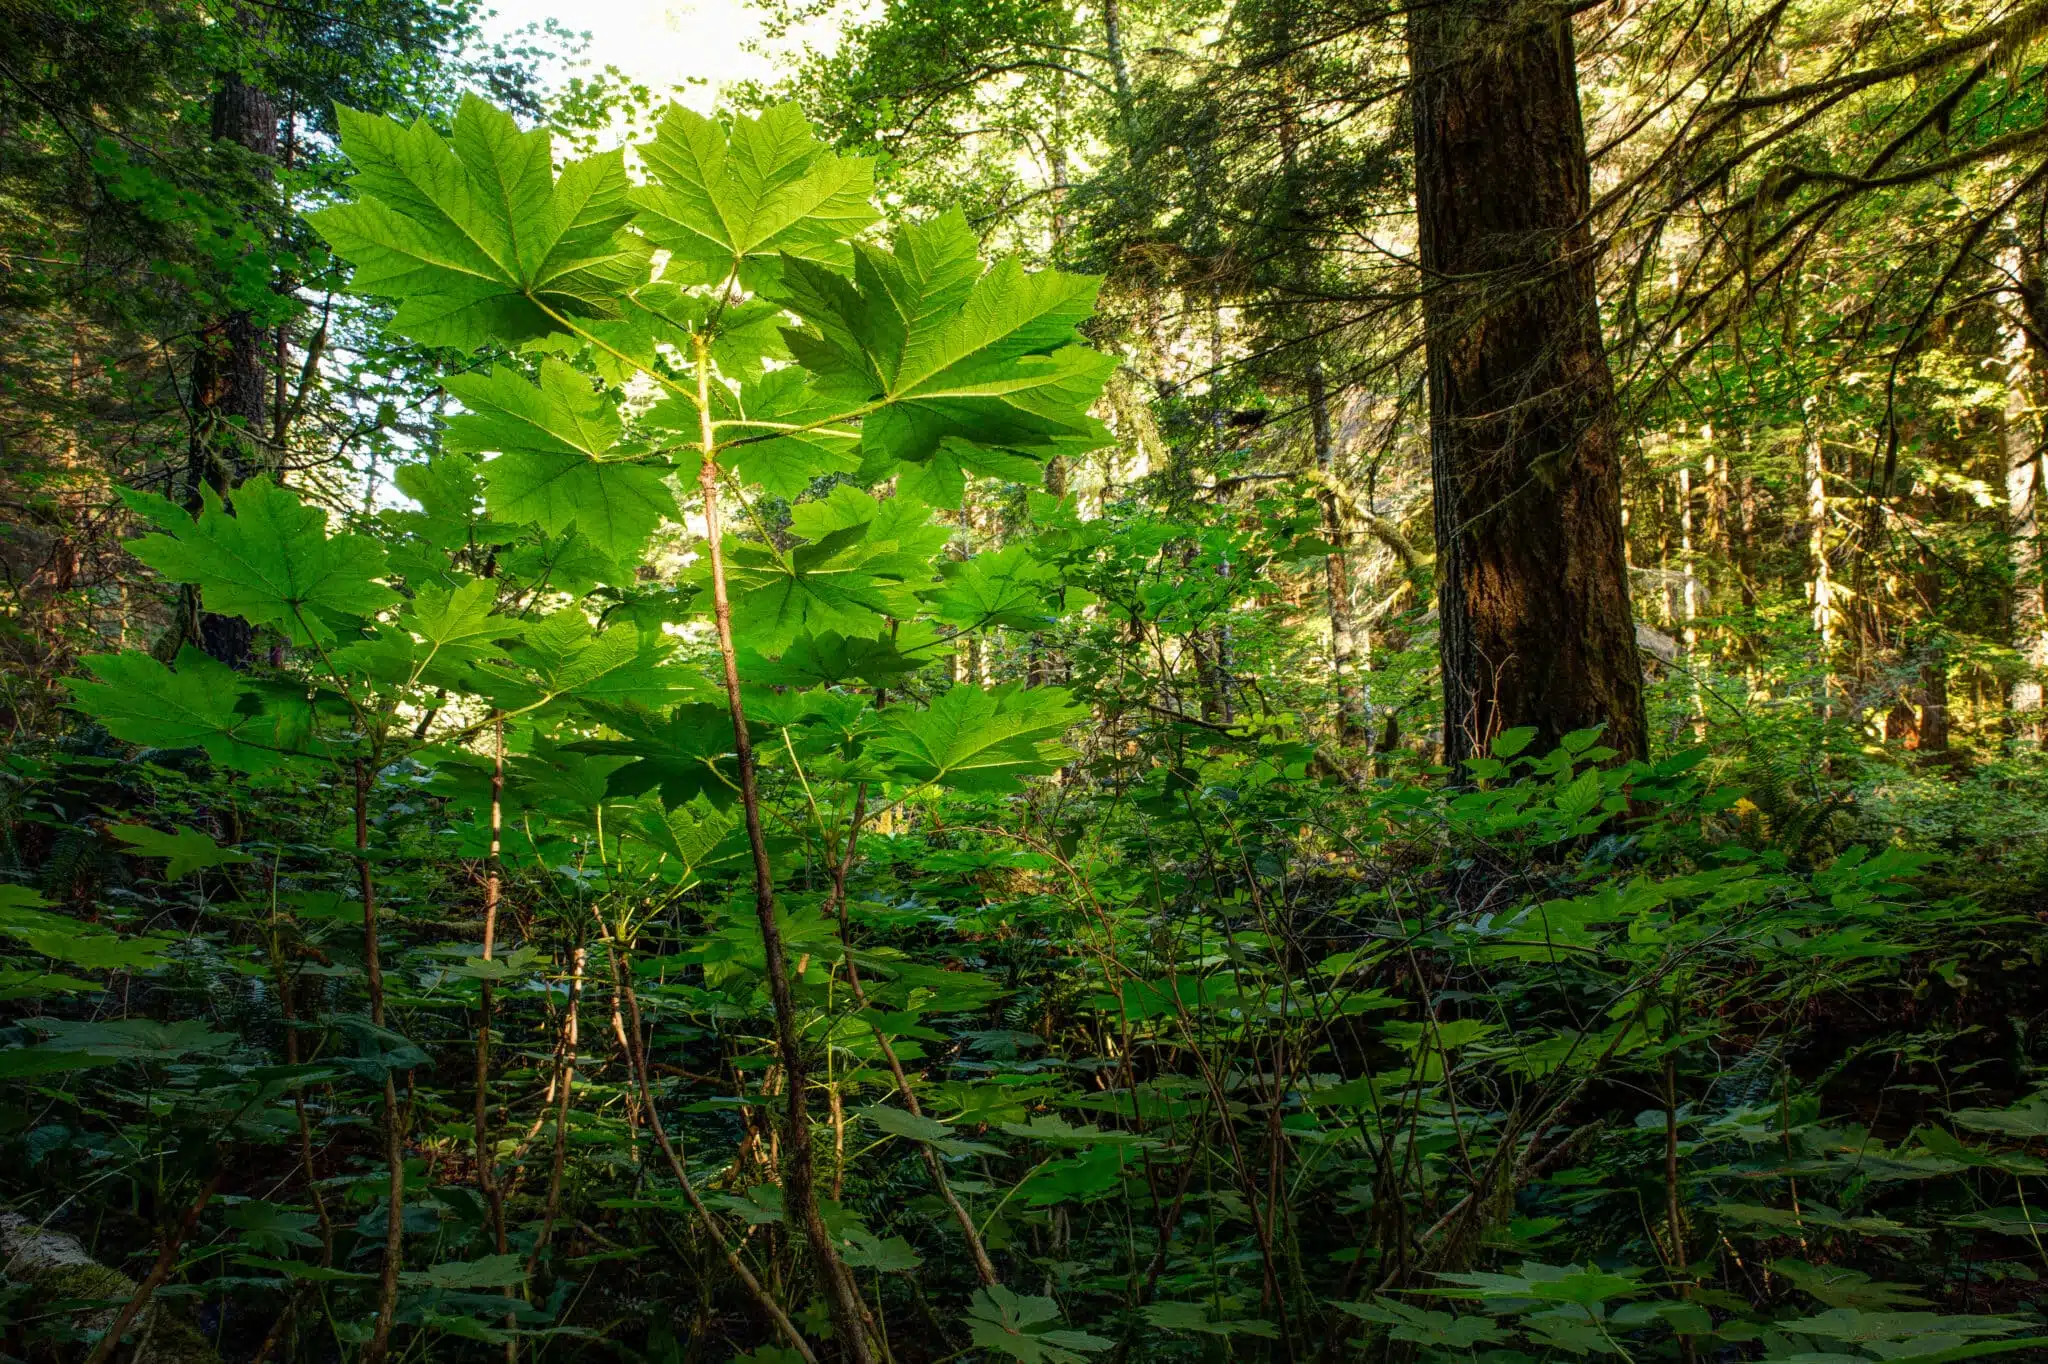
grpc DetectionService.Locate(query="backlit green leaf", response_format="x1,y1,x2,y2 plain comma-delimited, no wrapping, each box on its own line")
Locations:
109,824,253,879
634,103,877,290
126,480,397,645
445,359,676,562
875,683,1084,792
312,95,647,351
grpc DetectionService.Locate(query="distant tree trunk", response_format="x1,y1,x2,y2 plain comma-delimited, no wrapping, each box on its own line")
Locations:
1206,280,1234,723
1275,66,1365,741
1919,656,1951,754
2000,233,2047,742
1308,362,1367,737
1803,404,1834,654
183,69,276,668
1409,0,1646,766
1101,0,1132,107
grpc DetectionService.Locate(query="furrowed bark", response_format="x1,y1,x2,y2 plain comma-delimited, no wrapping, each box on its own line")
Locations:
1409,0,1648,766
692,335,876,1363
2002,226,2048,740
183,67,277,669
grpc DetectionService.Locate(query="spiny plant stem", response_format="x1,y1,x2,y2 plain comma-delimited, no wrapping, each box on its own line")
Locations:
692,332,877,1363
609,945,821,1364
824,782,999,1287
527,943,585,1279
356,755,405,1364
82,1172,221,1364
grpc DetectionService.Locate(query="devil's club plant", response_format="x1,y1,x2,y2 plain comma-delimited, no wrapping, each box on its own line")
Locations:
67,95,1106,1362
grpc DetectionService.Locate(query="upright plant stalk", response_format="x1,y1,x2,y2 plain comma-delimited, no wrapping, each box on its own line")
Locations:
265,907,333,1264
81,1172,221,1364
473,714,514,1361
1663,1048,1697,1364
356,756,405,1364
609,946,820,1364
474,718,503,1218
693,334,876,1363
528,943,585,1277
825,785,998,1287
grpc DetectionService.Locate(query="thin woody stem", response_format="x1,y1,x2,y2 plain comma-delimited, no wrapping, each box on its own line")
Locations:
830,785,1000,1287
609,945,820,1364
692,332,879,1364
355,756,405,1364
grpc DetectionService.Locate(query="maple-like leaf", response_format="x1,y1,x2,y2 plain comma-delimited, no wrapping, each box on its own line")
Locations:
444,359,677,563
625,796,740,881
310,95,648,351
109,825,254,880
126,480,397,645
736,626,941,689
967,1285,1112,1364
874,683,1085,792
64,648,273,771
771,209,1115,505
930,543,1064,631
333,578,517,687
573,703,744,807
634,103,877,291
499,529,622,598
655,366,861,499
717,488,940,654
461,609,705,715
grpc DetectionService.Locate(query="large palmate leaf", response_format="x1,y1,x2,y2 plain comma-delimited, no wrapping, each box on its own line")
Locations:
634,103,877,290
444,359,676,562
966,1286,1111,1364
226,1202,324,1257
930,543,1065,630
110,825,253,880
462,609,704,714
625,796,740,879
380,455,504,587
875,683,1085,792
24,1018,237,1059
717,536,887,654
310,95,647,350
856,1105,999,1158
717,488,938,654
573,703,743,807
64,648,276,772
127,480,397,645
402,1255,527,1290
0,887,175,978
736,625,942,689
333,578,519,688
771,209,1115,504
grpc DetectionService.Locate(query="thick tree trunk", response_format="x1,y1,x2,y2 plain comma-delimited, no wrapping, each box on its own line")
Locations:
184,71,276,668
1409,0,1647,767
